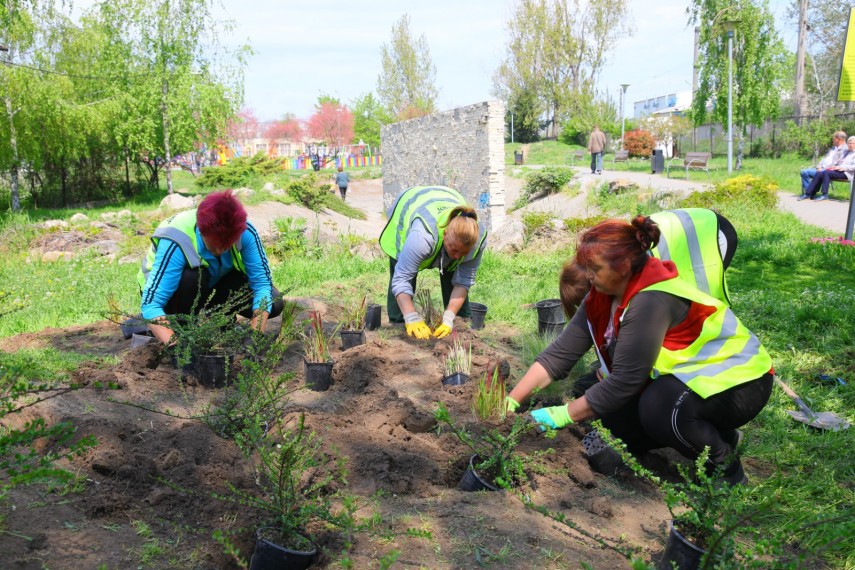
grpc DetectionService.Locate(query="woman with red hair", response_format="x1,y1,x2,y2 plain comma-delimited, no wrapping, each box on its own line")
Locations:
506,215,773,485
137,190,283,344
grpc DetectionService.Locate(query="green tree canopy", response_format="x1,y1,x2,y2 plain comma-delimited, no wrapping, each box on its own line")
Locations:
376,14,438,120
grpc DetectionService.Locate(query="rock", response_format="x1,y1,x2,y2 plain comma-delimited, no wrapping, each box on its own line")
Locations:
70,213,89,223
117,209,133,219
159,193,195,210
100,212,117,222
608,179,638,194
90,221,112,229
262,182,275,191
88,240,121,255
269,188,286,196
488,219,525,252
41,251,73,262
233,187,254,197
43,219,69,229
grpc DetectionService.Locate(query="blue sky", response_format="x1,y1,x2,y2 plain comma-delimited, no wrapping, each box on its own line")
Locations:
216,0,793,121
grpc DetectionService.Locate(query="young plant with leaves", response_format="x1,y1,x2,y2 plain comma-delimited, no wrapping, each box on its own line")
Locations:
434,402,539,490
471,360,508,421
340,296,367,332
302,310,339,363
414,289,441,329
443,337,471,378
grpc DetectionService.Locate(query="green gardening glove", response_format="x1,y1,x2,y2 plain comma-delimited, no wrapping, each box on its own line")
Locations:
530,405,573,431
505,396,520,413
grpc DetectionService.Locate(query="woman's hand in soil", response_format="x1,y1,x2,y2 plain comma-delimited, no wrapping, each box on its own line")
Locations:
403,312,431,340
432,310,456,339
531,405,573,431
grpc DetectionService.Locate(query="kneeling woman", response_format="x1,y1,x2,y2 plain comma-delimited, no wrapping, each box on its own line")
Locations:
507,215,773,485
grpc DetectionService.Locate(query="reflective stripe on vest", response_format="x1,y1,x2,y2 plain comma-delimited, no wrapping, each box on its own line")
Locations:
650,208,729,305
642,277,772,398
379,186,487,271
137,209,244,289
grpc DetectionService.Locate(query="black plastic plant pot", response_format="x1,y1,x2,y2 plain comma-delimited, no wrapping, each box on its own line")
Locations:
535,299,566,336
340,330,366,350
365,304,382,330
249,527,317,570
658,521,705,570
119,315,148,339
441,372,470,386
303,359,334,391
458,454,500,492
469,302,488,330
130,332,155,348
188,353,234,388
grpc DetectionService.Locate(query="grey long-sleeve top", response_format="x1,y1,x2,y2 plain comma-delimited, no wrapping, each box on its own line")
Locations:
535,291,690,415
390,219,484,298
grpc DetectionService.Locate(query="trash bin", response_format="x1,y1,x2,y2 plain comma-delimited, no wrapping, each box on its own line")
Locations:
651,149,664,174
514,150,524,165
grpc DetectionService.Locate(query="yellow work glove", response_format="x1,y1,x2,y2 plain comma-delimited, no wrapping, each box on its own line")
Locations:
403,312,431,340
505,396,520,413
432,310,456,339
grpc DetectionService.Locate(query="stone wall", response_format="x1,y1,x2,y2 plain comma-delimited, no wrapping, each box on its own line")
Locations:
381,100,506,231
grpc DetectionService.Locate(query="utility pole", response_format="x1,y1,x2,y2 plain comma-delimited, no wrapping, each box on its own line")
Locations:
794,0,809,122
1,43,21,211
692,26,700,150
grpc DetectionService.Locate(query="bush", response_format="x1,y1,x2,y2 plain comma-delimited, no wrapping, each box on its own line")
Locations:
513,167,575,209
623,129,655,158
681,174,779,210
287,174,328,212
196,153,285,189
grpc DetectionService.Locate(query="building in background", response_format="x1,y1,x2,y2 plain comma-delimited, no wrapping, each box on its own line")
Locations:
633,91,692,120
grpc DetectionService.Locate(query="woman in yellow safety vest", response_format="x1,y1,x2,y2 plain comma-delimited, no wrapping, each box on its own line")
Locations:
507,213,773,486
379,186,488,340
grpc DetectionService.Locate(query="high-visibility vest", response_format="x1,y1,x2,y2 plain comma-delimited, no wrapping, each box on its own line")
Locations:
136,209,245,289
651,208,730,305
640,276,772,398
378,186,488,271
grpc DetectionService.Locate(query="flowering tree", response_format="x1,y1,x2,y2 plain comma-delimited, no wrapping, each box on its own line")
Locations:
306,102,354,153
226,108,260,156
263,116,303,155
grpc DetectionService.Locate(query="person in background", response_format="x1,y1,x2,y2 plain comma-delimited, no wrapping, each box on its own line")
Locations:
506,215,773,486
800,135,855,202
335,166,350,201
798,131,847,199
378,186,488,340
588,125,607,175
138,190,284,344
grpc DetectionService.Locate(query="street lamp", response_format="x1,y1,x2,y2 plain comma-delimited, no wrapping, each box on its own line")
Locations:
721,19,738,174
620,84,630,150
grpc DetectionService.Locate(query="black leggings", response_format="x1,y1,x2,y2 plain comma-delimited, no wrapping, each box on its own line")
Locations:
575,372,773,470
163,267,284,320
386,257,471,323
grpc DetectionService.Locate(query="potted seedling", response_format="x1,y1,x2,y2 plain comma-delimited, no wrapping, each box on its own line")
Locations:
217,414,349,570
415,289,442,330
471,359,509,421
441,337,471,386
168,289,254,388
434,402,537,492
339,296,367,350
302,310,338,391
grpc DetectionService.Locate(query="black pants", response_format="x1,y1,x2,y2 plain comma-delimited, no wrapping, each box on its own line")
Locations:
386,257,471,323
805,169,847,197
574,372,773,471
339,186,347,200
163,267,284,320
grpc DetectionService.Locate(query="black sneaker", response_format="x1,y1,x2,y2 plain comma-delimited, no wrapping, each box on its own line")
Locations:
797,194,810,201
814,195,829,202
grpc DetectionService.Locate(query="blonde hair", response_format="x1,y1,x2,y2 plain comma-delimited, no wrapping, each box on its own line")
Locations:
441,206,479,249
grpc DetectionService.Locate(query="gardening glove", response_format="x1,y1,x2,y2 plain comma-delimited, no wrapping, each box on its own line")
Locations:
505,396,521,413
432,310,456,339
403,312,431,340
530,405,573,431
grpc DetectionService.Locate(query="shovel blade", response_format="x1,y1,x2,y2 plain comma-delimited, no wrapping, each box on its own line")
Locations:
785,410,850,431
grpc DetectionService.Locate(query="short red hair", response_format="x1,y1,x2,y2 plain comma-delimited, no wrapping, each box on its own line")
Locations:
575,215,660,275
196,190,247,250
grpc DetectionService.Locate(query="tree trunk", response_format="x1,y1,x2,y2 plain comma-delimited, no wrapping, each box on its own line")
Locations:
794,0,809,121
161,78,173,194
125,147,131,196
61,165,68,208
736,129,744,170
3,60,21,212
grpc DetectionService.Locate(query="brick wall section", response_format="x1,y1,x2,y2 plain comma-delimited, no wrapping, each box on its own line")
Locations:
381,100,506,231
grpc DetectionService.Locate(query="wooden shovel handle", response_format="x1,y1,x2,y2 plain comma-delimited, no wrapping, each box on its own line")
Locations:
775,376,818,420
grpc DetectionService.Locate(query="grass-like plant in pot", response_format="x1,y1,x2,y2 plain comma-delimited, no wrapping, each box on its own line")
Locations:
167,288,255,388
339,296,367,350
434,402,536,492
471,359,509,421
442,336,471,386
215,414,349,569
302,310,338,391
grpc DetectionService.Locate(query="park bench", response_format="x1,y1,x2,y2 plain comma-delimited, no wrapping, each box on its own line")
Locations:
611,150,630,169
566,149,586,168
666,152,711,180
